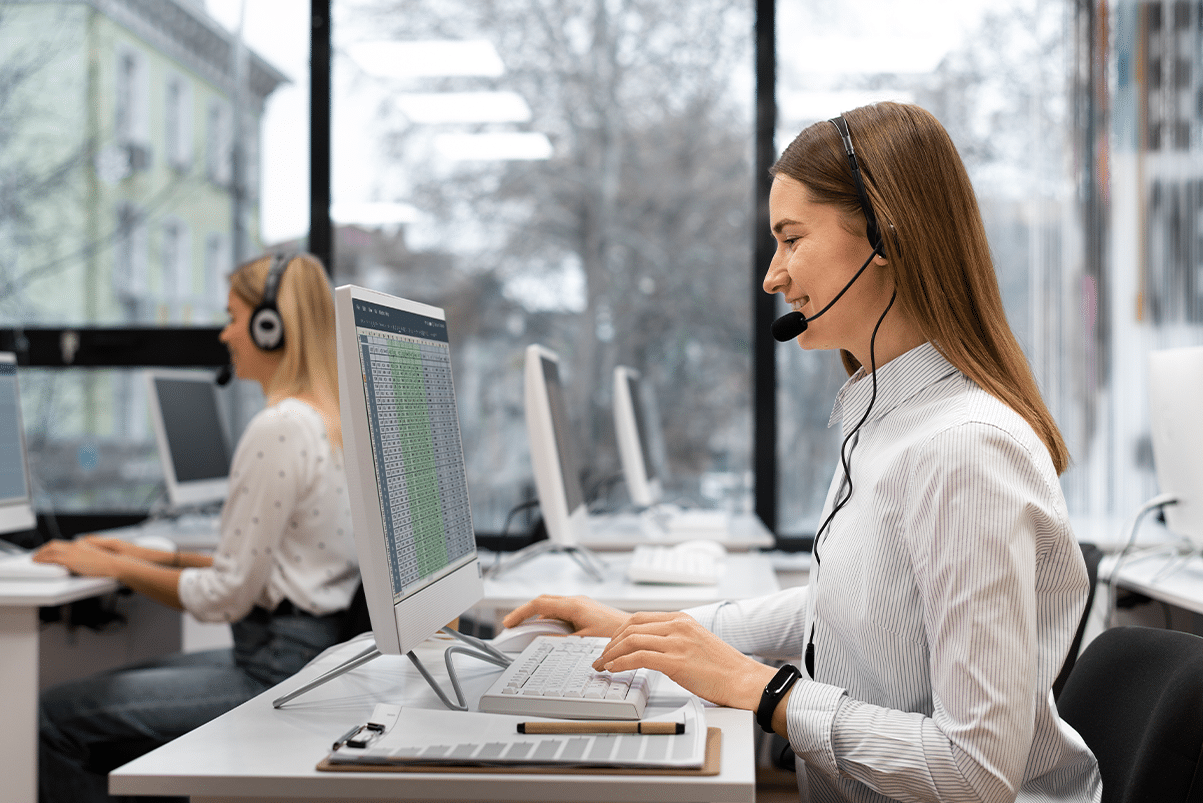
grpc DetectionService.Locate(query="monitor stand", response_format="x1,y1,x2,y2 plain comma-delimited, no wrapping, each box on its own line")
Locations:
271,627,510,711
485,540,607,582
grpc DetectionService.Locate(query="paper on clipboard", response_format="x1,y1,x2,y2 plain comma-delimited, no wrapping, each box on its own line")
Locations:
325,697,707,769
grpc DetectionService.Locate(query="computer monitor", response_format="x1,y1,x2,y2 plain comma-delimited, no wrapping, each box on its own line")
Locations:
272,285,502,710
144,369,232,509
0,353,36,536
525,344,589,546
477,344,606,580
1148,346,1203,550
613,366,664,509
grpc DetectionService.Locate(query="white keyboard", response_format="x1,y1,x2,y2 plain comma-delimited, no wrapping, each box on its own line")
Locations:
0,551,69,580
625,544,723,585
478,635,650,720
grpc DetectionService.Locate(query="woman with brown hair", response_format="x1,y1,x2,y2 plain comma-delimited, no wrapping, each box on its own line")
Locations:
35,253,359,803
504,103,1101,802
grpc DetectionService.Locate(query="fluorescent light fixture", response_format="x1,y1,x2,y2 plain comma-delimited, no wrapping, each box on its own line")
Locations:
330,201,421,227
347,40,505,78
395,92,531,124
434,132,552,161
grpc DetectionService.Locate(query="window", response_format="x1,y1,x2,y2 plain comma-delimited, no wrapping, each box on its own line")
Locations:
159,219,191,323
331,0,755,531
206,99,232,186
165,73,193,170
114,202,149,323
115,46,151,170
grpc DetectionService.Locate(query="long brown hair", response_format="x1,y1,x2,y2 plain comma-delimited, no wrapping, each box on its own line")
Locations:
772,102,1069,474
229,253,342,447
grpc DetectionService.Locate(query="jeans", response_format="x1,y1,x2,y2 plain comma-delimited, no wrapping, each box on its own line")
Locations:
38,606,346,803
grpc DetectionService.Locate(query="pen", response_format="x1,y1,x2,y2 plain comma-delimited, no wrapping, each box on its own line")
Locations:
517,721,685,735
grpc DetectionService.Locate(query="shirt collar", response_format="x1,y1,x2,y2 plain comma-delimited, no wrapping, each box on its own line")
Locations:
828,341,958,435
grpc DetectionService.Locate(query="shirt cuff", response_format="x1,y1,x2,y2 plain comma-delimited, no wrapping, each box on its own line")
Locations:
785,678,847,780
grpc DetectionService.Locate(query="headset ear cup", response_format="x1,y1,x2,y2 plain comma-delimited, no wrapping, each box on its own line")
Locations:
250,306,285,351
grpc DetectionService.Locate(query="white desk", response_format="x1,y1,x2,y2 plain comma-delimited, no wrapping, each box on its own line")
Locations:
110,635,757,802
0,575,118,803
1106,549,1203,616
578,512,775,552
476,551,780,619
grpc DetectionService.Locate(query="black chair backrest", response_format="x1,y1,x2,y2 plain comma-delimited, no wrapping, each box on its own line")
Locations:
338,582,372,643
1057,626,1203,803
1053,542,1104,700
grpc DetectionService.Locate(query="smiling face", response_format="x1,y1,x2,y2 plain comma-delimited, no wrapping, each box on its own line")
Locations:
763,174,900,365
219,290,282,391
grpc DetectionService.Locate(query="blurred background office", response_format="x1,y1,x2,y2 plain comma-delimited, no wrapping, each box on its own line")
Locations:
0,0,1193,552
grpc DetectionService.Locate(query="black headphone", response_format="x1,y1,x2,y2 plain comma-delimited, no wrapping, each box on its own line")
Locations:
248,252,292,351
829,115,885,258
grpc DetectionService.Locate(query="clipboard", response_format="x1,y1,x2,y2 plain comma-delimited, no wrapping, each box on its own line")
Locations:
316,726,722,776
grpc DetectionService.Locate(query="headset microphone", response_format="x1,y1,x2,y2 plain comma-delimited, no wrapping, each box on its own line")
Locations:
770,251,876,341
771,115,886,344
215,364,233,386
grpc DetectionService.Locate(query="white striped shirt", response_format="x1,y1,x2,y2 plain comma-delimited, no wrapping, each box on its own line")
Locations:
688,342,1101,803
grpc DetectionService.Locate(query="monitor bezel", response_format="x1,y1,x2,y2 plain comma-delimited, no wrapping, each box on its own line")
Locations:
143,369,232,510
524,344,590,546
0,353,36,536
333,284,483,657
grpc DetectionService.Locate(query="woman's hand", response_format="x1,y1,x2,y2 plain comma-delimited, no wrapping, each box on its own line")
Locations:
594,611,780,711
502,595,632,638
33,539,122,578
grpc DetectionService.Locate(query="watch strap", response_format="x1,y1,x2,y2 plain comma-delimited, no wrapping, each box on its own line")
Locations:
756,663,802,733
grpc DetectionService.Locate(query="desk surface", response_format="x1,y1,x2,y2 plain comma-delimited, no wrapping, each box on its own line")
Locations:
1107,549,1203,616
0,574,116,607
478,550,780,612
110,635,757,803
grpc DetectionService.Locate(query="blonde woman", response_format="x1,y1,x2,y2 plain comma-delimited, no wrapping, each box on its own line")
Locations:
36,253,359,803
505,104,1102,802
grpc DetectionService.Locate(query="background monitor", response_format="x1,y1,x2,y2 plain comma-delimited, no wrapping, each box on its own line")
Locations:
613,365,665,508
334,284,482,657
1148,346,1203,550
144,370,232,509
524,344,589,546
0,353,36,536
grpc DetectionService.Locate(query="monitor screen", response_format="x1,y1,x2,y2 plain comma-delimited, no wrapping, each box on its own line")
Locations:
334,284,482,657
144,370,232,509
0,354,36,536
524,344,589,545
613,366,663,508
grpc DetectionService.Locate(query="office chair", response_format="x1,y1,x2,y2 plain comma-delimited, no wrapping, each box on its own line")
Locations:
1057,626,1203,803
338,582,372,642
1052,542,1103,700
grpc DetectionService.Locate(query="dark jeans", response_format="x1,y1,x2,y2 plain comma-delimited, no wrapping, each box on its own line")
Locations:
38,605,346,803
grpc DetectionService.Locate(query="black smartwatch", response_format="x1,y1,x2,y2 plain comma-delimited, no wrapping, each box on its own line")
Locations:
756,663,802,734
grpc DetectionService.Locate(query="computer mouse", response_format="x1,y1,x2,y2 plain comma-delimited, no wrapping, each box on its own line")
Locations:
133,533,179,554
673,539,727,559
491,617,575,653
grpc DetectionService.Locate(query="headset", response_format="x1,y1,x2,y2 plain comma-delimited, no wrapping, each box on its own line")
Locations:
770,115,888,342
249,252,292,351
829,115,885,258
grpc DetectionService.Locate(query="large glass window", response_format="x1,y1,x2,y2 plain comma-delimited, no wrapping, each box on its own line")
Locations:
773,0,1089,536
331,0,756,531
0,1,296,514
